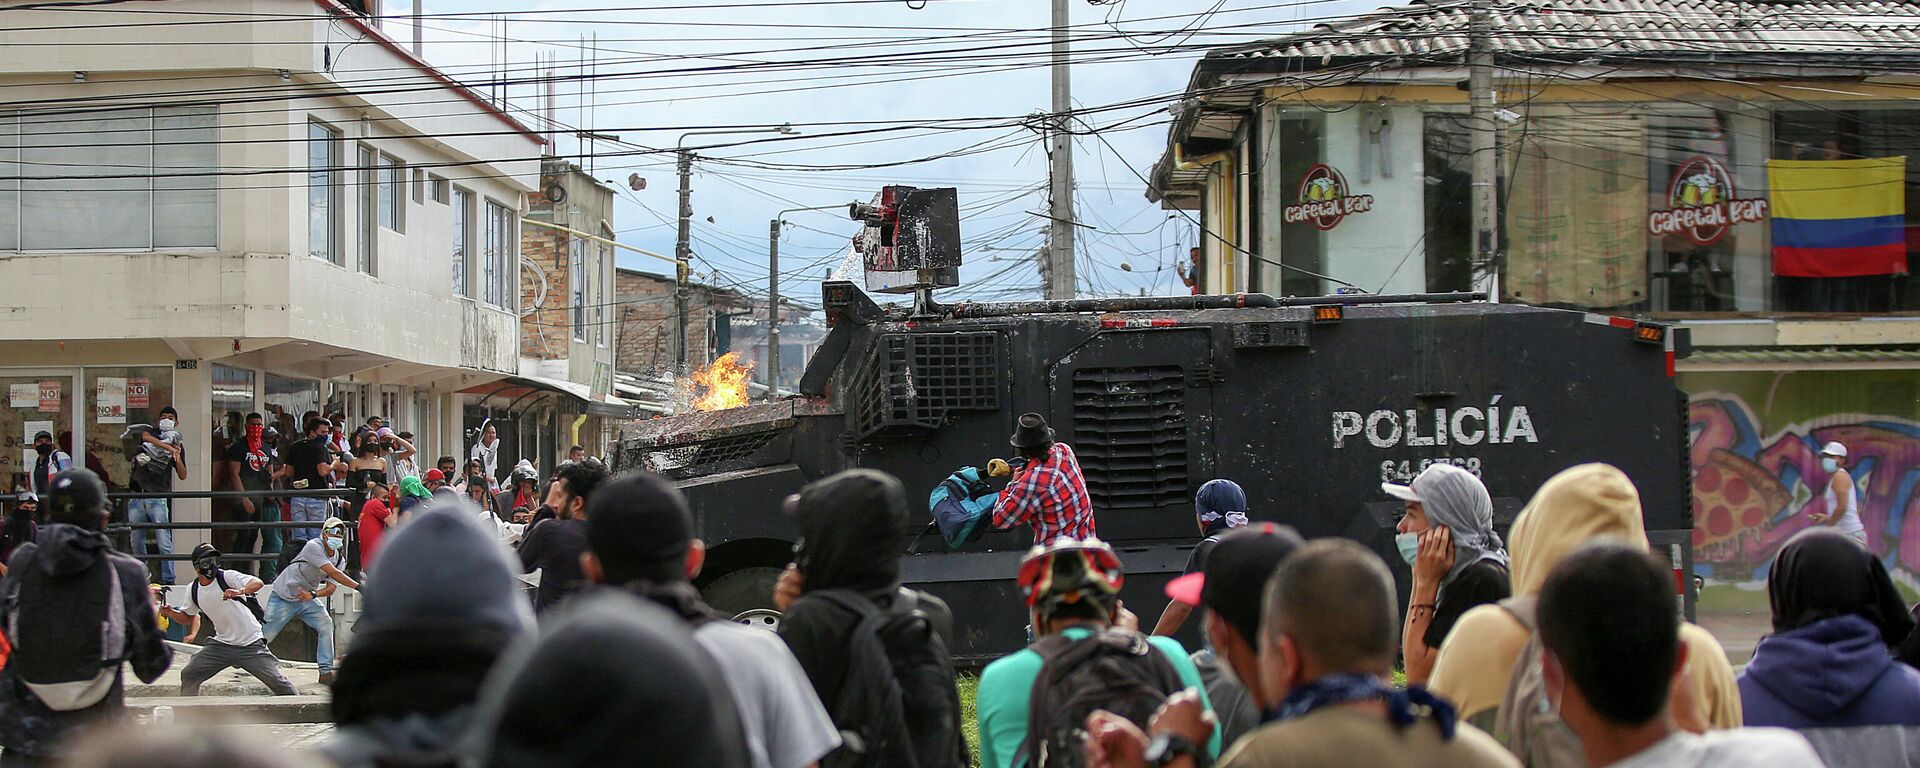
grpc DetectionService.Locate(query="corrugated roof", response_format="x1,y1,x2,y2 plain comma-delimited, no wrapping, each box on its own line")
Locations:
1212,0,1920,67
1148,0,1920,200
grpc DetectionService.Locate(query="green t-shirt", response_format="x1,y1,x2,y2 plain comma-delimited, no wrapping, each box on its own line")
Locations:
975,627,1223,768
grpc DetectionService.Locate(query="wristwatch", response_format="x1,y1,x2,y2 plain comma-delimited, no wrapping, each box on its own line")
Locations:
1144,733,1208,768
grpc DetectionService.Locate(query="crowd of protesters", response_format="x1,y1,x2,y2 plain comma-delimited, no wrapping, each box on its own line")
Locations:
0,417,1917,768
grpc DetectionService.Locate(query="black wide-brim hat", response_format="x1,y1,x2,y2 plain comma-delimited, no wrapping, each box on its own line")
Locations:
1010,412,1056,449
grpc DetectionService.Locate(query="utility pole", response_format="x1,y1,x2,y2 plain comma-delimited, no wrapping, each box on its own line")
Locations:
1046,0,1076,300
1468,0,1501,302
766,218,781,398
674,150,693,369
673,124,800,370
767,203,852,400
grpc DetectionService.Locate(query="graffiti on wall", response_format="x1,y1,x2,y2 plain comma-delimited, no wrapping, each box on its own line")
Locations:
1691,392,1920,579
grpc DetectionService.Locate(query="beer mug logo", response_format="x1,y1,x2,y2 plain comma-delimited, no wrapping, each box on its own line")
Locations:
1287,164,1371,230
1665,156,1737,245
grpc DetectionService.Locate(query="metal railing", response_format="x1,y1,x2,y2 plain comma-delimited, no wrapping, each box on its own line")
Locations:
105,488,355,563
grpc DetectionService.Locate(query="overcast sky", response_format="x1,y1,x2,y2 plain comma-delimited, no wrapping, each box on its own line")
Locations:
406,0,1382,307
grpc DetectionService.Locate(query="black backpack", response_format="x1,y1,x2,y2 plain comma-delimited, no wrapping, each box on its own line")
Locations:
1020,629,1187,768
189,569,266,632
809,588,968,768
3,544,126,711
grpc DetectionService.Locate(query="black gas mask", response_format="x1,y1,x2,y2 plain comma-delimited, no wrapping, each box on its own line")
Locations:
193,555,219,579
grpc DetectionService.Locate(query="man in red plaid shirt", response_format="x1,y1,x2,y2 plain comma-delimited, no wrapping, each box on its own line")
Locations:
990,413,1096,544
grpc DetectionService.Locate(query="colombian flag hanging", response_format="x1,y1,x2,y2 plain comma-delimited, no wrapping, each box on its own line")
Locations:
1768,157,1908,278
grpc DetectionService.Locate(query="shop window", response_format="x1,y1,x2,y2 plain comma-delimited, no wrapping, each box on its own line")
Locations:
1264,112,1327,297
265,374,320,443
1646,110,1769,312
84,367,174,490
1773,109,1920,312
1424,114,1478,293
1502,113,1650,309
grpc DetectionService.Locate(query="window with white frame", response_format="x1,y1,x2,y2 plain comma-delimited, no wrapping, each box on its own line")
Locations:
429,174,449,204
571,237,587,341
411,167,425,205
451,187,471,297
357,144,377,273
308,121,340,264
0,106,217,251
378,153,404,233
483,199,515,309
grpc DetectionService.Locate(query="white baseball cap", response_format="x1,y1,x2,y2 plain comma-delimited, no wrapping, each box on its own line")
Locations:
1821,441,1848,458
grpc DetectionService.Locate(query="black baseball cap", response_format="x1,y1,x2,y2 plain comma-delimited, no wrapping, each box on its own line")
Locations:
1164,523,1305,641
586,473,694,567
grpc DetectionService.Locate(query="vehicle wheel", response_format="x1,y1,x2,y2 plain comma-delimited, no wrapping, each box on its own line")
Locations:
734,608,782,632
702,566,783,618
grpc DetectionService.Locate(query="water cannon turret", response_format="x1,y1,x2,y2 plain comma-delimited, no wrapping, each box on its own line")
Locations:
849,185,961,294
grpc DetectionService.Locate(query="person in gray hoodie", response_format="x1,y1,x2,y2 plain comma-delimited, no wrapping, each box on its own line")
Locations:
320,501,534,768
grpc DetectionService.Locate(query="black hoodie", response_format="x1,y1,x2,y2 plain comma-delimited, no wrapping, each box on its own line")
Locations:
778,470,953,715
0,523,171,758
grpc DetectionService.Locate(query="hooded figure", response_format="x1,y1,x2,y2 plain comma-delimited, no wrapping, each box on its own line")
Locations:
1406,465,1509,587
780,470,951,703
776,469,967,768
322,502,534,768
1427,464,1742,732
1739,528,1920,763
0,470,171,761
471,591,749,768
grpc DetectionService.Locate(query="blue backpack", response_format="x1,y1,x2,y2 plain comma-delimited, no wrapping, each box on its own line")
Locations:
928,467,997,549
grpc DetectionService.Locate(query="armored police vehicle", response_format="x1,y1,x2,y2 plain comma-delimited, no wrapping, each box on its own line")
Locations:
614,187,1693,660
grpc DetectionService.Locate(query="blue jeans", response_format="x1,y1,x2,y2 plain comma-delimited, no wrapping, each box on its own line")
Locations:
289,496,328,542
125,497,174,583
262,592,335,674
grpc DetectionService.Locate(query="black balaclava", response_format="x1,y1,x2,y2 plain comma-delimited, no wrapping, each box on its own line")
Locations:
793,469,907,595
1770,528,1916,648
474,591,748,768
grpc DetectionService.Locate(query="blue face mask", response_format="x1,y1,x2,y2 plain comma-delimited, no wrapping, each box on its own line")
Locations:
324,535,344,552
1821,457,1840,473
1395,531,1420,565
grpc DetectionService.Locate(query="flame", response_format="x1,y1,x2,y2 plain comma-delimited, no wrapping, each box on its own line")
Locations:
690,352,755,411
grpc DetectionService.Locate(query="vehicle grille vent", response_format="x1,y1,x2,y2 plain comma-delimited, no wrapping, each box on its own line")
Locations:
851,331,1001,441
632,430,779,479
1071,366,1190,509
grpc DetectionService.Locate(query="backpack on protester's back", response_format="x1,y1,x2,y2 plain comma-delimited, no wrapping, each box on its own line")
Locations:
1492,596,1585,768
2,545,126,711
1021,628,1187,768
809,588,968,768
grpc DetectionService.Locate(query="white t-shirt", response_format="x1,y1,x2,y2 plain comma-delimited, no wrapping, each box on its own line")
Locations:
693,621,841,768
1611,729,1824,768
177,570,266,646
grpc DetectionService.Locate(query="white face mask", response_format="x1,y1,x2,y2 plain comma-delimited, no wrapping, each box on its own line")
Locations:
157,419,175,432
1821,457,1840,473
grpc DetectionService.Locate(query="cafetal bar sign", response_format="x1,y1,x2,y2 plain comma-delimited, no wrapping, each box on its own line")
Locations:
1284,164,1373,230
1646,156,1768,245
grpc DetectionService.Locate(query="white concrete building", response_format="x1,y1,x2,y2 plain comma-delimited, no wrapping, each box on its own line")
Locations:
0,0,543,577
